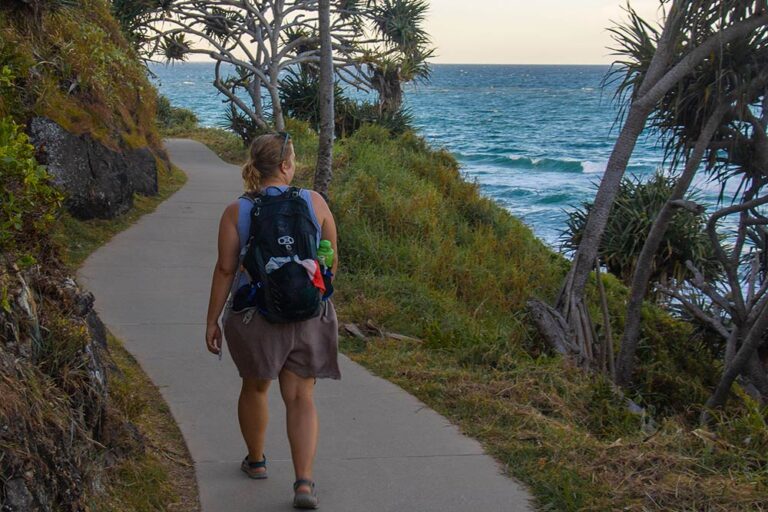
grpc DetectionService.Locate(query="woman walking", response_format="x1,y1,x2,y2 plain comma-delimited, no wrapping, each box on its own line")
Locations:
204,132,341,509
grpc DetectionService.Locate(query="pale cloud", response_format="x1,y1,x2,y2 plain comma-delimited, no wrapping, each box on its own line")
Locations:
427,0,663,64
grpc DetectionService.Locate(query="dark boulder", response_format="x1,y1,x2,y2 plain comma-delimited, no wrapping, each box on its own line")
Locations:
2,478,40,512
27,117,159,219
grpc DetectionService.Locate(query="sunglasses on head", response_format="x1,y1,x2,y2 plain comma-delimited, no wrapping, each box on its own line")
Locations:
276,131,291,162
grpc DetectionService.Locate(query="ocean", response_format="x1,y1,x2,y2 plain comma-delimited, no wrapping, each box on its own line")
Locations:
150,63,724,247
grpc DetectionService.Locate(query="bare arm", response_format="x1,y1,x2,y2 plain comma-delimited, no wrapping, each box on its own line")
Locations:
205,202,240,354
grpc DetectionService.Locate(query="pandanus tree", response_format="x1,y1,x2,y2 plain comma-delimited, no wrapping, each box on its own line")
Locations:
139,0,374,131
561,170,720,293
530,1,768,390
135,0,433,128
609,4,768,419
365,0,433,115
129,0,433,194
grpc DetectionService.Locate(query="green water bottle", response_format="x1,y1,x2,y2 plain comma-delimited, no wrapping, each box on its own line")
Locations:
317,240,334,269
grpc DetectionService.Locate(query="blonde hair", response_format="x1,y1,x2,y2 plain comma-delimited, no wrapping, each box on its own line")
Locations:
241,133,293,194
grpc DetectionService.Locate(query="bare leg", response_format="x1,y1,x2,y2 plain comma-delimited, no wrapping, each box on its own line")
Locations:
238,377,271,473
279,368,318,494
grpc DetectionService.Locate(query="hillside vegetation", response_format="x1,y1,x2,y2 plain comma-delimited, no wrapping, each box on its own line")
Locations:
0,1,194,510
176,118,767,511
0,0,162,153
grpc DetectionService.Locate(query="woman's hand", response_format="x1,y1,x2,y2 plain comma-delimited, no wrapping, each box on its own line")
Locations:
205,202,239,357
206,322,222,355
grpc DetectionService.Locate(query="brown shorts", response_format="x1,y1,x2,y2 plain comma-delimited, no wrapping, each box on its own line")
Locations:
223,300,341,381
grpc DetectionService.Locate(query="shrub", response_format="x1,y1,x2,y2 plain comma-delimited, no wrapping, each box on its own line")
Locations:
561,171,720,292
0,117,63,263
155,94,198,130
222,102,269,144
279,70,413,138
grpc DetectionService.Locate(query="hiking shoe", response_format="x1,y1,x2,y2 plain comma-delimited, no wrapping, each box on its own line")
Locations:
241,454,267,479
293,478,318,509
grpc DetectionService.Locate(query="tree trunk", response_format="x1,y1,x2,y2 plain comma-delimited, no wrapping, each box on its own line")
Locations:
703,299,768,421
382,74,402,114
744,351,768,404
615,106,726,387
558,9,768,315
269,80,285,131
556,102,653,308
314,0,334,197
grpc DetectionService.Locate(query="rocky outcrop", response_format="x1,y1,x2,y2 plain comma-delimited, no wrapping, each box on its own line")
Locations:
0,264,140,511
27,117,160,219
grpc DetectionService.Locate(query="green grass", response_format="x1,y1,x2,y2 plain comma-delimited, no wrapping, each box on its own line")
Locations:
177,122,768,511
161,126,246,165
98,334,198,512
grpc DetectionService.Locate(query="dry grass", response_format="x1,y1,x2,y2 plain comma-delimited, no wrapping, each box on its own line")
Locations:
100,334,200,512
181,121,768,511
341,337,767,511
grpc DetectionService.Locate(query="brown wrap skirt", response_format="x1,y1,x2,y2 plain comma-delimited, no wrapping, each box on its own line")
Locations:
223,300,342,380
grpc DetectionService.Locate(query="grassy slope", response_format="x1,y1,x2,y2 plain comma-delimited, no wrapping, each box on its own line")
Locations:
176,122,767,512
1,2,198,509
0,0,164,155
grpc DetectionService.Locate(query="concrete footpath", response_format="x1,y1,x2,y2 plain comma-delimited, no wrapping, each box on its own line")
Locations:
77,139,534,511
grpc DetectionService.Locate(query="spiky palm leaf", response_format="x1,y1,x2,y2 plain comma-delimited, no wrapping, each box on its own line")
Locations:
3,0,78,18
370,0,430,54
160,33,190,61
222,103,267,143
562,171,722,292
605,0,768,204
202,7,242,41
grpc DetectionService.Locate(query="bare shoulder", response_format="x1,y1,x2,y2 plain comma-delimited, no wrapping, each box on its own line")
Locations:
309,190,330,213
221,200,240,223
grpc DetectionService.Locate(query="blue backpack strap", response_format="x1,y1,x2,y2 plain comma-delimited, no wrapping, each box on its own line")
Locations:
227,195,256,310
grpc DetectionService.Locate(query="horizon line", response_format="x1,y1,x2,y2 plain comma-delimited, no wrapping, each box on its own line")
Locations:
167,58,613,67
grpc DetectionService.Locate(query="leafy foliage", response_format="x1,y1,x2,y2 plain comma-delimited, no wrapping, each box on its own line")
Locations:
111,0,173,58
222,103,270,144
0,117,63,262
562,171,720,291
370,0,431,53
1,0,79,19
155,94,197,130
280,69,413,137
280,70,345,130
607,1,768,186
160,32,190,61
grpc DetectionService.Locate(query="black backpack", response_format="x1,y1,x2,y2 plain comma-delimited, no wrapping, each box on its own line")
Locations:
234,186,322,323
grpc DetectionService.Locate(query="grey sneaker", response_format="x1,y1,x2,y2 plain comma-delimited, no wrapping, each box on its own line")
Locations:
240,454,267,479
293,479,318,509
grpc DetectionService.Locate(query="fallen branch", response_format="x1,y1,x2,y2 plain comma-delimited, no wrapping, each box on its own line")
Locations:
343,323,367,340
341,322,423,343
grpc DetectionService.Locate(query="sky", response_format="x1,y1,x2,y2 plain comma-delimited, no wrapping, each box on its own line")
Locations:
427,0,663,64
183,1,666,65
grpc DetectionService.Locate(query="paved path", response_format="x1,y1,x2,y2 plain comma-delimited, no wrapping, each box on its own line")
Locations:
77,139,534,511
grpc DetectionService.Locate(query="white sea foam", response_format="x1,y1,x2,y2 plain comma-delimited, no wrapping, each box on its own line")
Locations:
582,160,607,174
182,81,195,85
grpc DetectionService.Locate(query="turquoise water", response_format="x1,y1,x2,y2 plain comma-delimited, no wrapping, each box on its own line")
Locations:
150,63,723,246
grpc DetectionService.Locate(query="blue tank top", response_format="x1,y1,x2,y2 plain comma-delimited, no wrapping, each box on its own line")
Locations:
235,185,322,289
